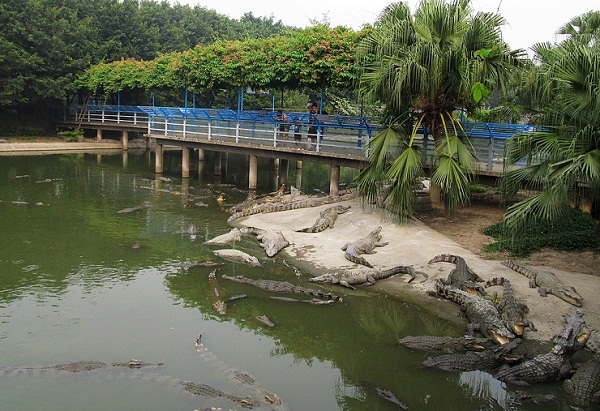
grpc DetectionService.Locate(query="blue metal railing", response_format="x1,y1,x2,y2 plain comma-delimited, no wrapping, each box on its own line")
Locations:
68,104,543,172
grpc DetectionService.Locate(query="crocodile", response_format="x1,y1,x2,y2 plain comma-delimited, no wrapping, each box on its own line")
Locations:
584,325,600,354
116,204,146,214
213,249,261,267
227,186,300,215
180,381,260,408
227,190,358,222
433,279,515,345
204,228,242,245
0,359,156,375
485,277,535,336
397,335,490,353
341,226,388,268
208,269,227,315
194,335,288,410
563,359,600,407
506,390,558,407
495,310,590,386
423,338,522,371
501,260,583,307
222,274,340,301
256,315,275,327
309,264,415,289
295,205,351,233
428,254,485,295
240,227,289,257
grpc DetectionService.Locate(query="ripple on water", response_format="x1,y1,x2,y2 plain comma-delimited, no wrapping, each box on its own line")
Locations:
22,265,40,272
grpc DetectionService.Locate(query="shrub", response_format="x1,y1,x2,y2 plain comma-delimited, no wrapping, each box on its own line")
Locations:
483,207,600,257
57,129,83,142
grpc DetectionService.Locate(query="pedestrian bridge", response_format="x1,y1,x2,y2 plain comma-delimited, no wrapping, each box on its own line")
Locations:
56,104,538,177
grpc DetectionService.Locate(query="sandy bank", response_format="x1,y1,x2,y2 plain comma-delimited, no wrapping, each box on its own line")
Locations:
233,197,600,343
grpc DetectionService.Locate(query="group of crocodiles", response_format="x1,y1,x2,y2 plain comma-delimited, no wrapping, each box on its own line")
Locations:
393,253,599,407
199,188,599,407
0,337,290,410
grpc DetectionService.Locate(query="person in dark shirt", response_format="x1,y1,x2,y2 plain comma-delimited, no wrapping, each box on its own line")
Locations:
307,103,318,147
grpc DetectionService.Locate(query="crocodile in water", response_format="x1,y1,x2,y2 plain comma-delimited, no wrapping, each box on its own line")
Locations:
495,310,590,386
563,359,600,407
341,226,388,268
501,260,583,307
204,228,243,245
423,338,522,371
485,277,535,336
208,269,227,315
213,249,261,267
433,279,515,345
0,359,157,375
397,335,490,353
222,274,340,301
429,254,485,295
295,205,350,233
309,264,415,289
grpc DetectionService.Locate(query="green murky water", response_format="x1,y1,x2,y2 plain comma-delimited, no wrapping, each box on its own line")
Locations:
0,150,569,410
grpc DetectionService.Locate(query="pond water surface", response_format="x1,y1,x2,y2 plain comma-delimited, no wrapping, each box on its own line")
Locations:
0,150,570,410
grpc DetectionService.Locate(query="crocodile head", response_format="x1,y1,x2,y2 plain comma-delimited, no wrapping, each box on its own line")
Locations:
213,300,227,316
492,328,515,345
557,286,583,307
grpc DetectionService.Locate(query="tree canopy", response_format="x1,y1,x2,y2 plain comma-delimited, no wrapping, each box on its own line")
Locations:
0,0,290,109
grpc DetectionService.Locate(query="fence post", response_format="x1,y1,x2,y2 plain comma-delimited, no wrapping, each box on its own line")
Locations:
235,122,240,143
208,121,212,141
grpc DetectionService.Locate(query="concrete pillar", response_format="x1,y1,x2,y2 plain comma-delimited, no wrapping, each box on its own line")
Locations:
96,129,102,140
329,165,340,196
249,155,258,190
197,160,204,184
145,137,151,150
271,158,280,170
214,152,222,176
221,152,228,176
155,143,164,174
279,159,289,187
121,130,129,150
295,160,303,189
182,146,190,178
198,148,205,161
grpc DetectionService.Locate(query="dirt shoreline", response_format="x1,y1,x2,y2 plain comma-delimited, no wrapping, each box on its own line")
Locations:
234,197,600,344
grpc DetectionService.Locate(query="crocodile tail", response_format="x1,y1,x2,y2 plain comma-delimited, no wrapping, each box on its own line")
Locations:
345,252,373,268
501,260,535,279
428,254,459,265
485,276,506,288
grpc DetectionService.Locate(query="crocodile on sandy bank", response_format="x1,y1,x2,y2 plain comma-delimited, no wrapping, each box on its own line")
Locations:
428,254,485,295
240,227,289,257
501,260,583,307
295,205,350,233
485,277,535,336
309,264,415,289
433,279,515,345
341,226,388,268
222,274,340,301
397,335,490,353
227,190,358,222
495,310,590,386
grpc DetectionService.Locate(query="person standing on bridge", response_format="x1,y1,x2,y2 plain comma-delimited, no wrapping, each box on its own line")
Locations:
307,103,318,149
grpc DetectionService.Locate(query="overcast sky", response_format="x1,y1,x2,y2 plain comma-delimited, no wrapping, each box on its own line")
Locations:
176,0,598,52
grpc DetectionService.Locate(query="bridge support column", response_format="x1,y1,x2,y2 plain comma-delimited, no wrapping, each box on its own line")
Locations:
279,159,289,188
329,165,340,196
198,148,205,161
96,129,102,141
121,130,128,150
155,143,164,174
249,155,258,190
214,152,222,176
182,147,190,178
271,158,280,170
295,160,303,189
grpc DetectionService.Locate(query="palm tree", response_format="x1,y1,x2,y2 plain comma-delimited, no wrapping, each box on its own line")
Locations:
501,36,600,236
355,0,523,218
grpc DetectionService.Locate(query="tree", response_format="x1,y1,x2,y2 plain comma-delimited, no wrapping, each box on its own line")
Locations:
501,29,600,236
355,0,523,218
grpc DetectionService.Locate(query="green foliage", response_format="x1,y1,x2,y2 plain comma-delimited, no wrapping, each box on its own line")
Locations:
484,207,600,256
57,129,83,142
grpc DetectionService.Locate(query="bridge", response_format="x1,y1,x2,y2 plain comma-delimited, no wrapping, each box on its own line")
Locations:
55,104,537,193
